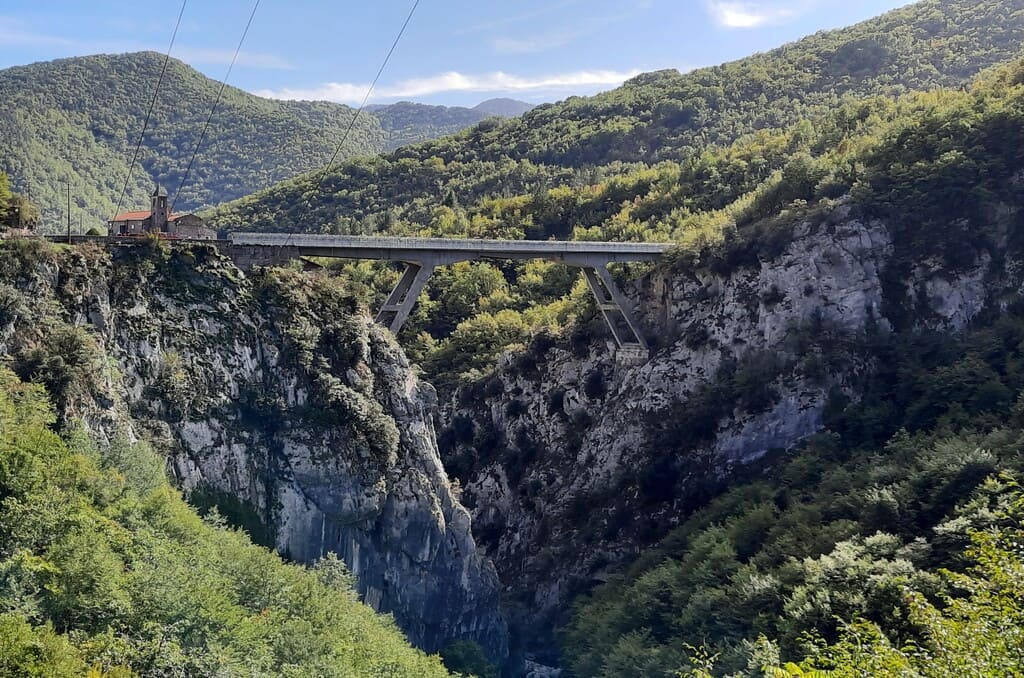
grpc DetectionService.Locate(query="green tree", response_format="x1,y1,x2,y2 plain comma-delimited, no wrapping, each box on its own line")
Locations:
0,172,12,226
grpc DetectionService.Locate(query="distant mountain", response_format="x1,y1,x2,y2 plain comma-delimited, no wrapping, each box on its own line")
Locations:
472,98,534,117
368,101,490,151
208,0,1024,237
0,51,388,231
0,49,537,231
369,99,535,151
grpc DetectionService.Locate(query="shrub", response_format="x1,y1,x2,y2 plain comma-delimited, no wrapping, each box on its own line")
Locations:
440,640,498,678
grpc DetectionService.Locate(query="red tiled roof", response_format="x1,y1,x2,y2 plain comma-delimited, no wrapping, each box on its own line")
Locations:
110,211,150,221
110,211,191,222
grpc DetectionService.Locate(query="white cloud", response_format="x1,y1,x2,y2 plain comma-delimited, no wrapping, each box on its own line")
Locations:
705,1,814,29
254,69,646,104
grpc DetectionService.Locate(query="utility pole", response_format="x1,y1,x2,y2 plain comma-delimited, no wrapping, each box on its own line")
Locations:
66,179,71,244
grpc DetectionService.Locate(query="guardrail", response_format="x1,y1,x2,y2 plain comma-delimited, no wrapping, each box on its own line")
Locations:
228,232,670,255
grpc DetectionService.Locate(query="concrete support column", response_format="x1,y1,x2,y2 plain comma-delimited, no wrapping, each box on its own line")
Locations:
375,261,434,335
582,265,647,349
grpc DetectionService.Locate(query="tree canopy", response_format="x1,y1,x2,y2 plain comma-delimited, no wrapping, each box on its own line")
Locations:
0,366,452,677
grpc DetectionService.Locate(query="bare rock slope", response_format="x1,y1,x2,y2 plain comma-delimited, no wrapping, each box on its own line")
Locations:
439,203,1014,656
0,240,508,661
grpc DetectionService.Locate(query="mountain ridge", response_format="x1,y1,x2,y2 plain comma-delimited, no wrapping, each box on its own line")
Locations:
472,98,534,117
0,51,384,230
367,99,532,151
0,52,520,231
207,0,1024,236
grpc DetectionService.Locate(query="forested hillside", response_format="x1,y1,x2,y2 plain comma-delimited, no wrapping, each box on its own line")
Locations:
0,363,451,676
370,99,533,151
429,54,1024,673
207,0,1024,389
208,0,1024,236
0,52,532,234
564,310,1024,675
0,51,387,231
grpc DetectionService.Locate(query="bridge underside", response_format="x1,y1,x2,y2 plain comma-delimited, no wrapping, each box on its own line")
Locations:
372,255,648,349
226,234,664,350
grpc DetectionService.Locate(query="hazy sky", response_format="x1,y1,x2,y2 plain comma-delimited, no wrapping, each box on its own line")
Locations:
0,0,914,107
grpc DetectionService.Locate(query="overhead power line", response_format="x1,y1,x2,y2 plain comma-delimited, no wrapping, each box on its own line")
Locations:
170,0,261,215
279,0,420,247
111,0,188,222
311,0,422,197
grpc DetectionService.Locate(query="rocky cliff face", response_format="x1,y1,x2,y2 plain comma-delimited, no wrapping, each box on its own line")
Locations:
438,202,1016,659
0,240,507,662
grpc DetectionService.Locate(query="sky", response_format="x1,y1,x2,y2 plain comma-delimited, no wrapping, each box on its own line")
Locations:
0,0,915,108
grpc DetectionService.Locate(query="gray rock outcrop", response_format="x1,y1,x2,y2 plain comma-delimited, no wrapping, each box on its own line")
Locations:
439,203,1017,659
0,242,508,662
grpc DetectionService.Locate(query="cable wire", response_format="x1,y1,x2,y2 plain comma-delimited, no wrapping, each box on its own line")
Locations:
111,0,188,222
278,0,420,248
170,0,261,215
310,0,421,199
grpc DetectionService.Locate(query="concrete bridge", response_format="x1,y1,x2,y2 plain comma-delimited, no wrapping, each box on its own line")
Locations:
229,233,670,349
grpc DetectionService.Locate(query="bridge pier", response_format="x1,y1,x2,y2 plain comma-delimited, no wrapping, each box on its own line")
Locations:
581,265,647,349
376,261,435,335
376,259,647,351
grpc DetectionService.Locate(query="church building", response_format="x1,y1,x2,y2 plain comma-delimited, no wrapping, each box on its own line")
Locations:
108,185,215,239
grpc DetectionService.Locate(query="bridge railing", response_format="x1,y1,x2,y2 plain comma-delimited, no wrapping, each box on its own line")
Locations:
228,232,670,255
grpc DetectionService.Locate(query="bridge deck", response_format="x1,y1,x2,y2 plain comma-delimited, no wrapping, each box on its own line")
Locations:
228,232,669,264
227,233,667,349
45,232,665,350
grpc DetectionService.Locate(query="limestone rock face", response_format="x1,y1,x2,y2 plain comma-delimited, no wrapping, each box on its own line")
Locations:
439,205,1014,658
0,243,507,662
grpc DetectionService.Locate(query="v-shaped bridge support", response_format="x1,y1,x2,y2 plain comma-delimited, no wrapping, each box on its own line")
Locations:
375,259,646,351
375,261,434,335
581,265,647,349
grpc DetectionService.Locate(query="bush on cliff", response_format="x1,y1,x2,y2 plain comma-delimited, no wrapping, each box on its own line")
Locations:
0,367,451,677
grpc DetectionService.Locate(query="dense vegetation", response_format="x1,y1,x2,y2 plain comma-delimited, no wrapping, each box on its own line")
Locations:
209,0,1024,234
0,366,451,676
0,51,526,234
691,487,1024,676
266,48,1024,390
205,0,1024,388
0,171,38,231
0,51,387,232
563,302,1024,675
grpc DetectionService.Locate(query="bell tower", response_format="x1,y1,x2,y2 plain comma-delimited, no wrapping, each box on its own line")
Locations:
150,184,169,232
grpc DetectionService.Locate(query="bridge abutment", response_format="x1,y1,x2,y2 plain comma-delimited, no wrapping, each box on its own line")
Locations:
226,244,301,270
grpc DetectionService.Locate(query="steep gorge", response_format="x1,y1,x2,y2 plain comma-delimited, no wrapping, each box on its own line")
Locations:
438,197,1024,660
0,240,507,662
